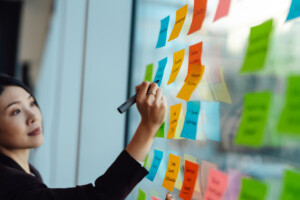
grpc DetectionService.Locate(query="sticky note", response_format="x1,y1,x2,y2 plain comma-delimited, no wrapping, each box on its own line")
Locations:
277,75,300,134
156,122,165,138
184,155,201,194
156,16,170,48
168,5,188,41
203,169,228,200
175,167,183,190
238,178,268,200
213,0,231,22
211,67,232,104
185,42,203,82
180,101,201,140
144,64,153,82
188,0,207,35
167,103,182,139
202,102,220,141
137,189,146,200
179,160,199,200
196,79,215,102
177,65,205,101
234,92,272,148
286,0,300,21
201,161,218,195
144,154,150,170
223,170,244,200
154,57,168,87
162,154,181,192
146,150,163,181
152,197,160,200
167,49,185,85
280,169,300,200
240,19,273,73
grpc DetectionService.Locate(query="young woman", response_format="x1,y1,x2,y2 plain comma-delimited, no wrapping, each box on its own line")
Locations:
0,74,173,200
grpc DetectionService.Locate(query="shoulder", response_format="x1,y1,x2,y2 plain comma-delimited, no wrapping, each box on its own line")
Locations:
0,164,47,198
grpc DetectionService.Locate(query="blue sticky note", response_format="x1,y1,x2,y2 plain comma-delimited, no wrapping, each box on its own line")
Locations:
146,150,163,181
156,16,170,48
202,102,220,141
153,57,168,87
286,0,300,21
180,101,201,140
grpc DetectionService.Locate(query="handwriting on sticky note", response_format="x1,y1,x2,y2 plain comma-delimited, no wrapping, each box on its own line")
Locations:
185,42,203,81
162,154,181,192
144,64,153,82
213,0,231,22
234,91,272,148
240,19,273,73
277,75,300,134
154,57,168,87
188,0,207,34
156,16,170,48
137,189,146,200
167,103,182,139
179,160,199,200
177,64,205,101
286,0,300,22
168,49,185,85
180,101,201,140
146,150,163,181
202,102,220,141
168,5,188,41
203,169,228,200
280,169,300,200
238,178,268,200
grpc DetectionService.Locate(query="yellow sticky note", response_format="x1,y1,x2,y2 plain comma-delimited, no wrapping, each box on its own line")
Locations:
168,4,188,41
211,67,232,104
167,103,182,139
196,77,215,101
175,168,183,190
162,154,181,192
177,64,205,101
167,49,185,85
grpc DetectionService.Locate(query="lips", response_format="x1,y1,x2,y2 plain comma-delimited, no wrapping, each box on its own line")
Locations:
28,127,41,136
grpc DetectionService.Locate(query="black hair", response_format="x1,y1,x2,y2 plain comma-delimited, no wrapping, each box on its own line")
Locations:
0,73,39,107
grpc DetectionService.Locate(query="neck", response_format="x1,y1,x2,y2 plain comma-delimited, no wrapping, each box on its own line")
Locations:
0,147,30,174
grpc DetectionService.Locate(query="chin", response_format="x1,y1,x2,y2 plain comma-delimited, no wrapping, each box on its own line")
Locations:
30,136,44,148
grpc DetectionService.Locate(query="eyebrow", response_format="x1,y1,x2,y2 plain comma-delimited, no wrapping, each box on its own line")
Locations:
4,95,33,110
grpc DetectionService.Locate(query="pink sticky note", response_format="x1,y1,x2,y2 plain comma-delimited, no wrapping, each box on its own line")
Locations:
213,0,231,22
200,161,218,194
223,170,244,200
152,197,160,200
203,168,228,200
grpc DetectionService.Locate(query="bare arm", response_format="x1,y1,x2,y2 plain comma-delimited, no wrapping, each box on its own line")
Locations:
125,81,167,162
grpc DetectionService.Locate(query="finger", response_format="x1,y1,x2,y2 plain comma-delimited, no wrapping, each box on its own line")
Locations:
147,82,158,98
135,84,141,94
137,81,150,100
155,88,162,105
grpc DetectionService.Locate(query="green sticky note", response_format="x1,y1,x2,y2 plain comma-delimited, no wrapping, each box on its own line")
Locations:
137,189,146,200
277,75,300,134
280,169,300,200
234,92,272,148
144,64,153,82
240,19,273,73
143,154,149,168
238,178,268,200
156,122,165,138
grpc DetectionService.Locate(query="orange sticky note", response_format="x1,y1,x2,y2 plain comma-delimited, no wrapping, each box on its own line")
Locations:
168,49,185,85
213,0,231,22
203,169,228,200
168,5,188,41
200,161,218,195
177,64,205,101
167,103,182,139
162,154,181,192
184,155,201,194
179,160,199,200
185,42,203,82
188,0,207,35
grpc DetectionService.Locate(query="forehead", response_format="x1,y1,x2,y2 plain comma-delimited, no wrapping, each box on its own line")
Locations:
0,86,30,108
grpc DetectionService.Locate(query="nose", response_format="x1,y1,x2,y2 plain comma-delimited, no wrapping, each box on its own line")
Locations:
26,109,38,125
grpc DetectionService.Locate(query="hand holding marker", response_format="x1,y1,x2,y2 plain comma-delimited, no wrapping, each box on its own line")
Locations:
117,80,160,113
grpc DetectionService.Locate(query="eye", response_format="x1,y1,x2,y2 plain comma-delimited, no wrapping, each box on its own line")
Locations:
30,100,37,107
12,109,21,116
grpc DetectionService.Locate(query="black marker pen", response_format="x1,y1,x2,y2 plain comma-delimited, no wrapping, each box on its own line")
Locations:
117,80,159,114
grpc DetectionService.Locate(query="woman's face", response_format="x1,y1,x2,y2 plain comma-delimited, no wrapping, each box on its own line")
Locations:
0,86,44,150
